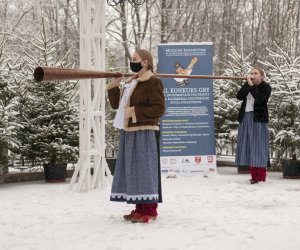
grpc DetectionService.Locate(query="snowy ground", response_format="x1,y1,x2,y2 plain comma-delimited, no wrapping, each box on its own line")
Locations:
1,167,300,250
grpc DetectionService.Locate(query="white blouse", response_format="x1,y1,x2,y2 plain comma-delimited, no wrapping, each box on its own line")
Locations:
245,93,254,112
113,79,138,129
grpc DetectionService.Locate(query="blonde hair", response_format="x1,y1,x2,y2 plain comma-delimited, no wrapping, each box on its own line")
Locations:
252,67,265,78
135,49,154,71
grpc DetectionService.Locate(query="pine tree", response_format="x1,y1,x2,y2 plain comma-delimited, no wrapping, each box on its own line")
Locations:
260,44,300,165
14,17,79,167
0,38,23,171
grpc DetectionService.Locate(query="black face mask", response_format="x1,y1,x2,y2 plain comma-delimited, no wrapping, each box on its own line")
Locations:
130,62,143,72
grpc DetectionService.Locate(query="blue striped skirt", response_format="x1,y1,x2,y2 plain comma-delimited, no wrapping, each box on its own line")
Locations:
235,112,269,168
110,130,162,204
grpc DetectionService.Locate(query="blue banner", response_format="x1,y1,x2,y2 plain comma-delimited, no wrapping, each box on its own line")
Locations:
158,43,216,175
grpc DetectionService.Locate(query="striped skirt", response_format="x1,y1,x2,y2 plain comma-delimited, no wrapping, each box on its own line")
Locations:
110,130,162,204
235,112,269,168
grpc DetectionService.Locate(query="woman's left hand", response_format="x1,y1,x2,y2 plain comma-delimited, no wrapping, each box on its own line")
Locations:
124,106,134,118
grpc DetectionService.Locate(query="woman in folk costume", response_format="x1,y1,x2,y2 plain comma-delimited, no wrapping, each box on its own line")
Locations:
106,49,165,223
235,67,271,184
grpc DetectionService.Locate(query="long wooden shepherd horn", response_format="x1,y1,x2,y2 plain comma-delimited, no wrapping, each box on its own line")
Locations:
34,66,247,82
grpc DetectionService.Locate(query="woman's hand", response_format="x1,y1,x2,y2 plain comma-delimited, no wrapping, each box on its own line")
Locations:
247,75,254,86
106,72,125,91
113,72,124,83
124,106,134,118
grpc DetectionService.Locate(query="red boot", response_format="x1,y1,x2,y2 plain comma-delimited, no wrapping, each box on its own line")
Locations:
257,168,267,182
249,166,258,184
123,204,142,221
131,204,158,223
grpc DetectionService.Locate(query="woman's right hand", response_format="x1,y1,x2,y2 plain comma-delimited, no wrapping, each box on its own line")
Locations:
113,72,124,83
106,72,125,91
247,75,254,86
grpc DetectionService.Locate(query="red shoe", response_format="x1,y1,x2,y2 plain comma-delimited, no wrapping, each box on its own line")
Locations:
257,168,267,182
250,179,259,184
130,203,158,223
249,166,259,184
123,210,138,221
123,204,142,221
130,213,157,223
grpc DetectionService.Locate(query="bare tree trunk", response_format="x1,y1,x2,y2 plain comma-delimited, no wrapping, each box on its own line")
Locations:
160,0,167,43
2,0,8,20
63,0,71,53
120,2,132,66
296,1,300,56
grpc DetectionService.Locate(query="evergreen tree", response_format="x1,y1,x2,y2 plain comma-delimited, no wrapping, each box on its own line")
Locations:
0,39,23,169
14,17,79,167
260,44,300,165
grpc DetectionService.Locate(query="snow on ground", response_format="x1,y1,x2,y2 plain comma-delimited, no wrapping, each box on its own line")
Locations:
1,167,300,250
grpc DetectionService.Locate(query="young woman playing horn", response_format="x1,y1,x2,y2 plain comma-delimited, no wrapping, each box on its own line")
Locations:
106,49,165,223
235,67,271,184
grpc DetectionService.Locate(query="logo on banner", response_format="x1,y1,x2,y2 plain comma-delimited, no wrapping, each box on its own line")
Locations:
181,157,191,164
173,56,199,86
195,156,201,164
207,155,214,163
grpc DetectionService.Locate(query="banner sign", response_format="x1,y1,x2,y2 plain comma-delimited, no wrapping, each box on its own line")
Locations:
158,43,216,175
